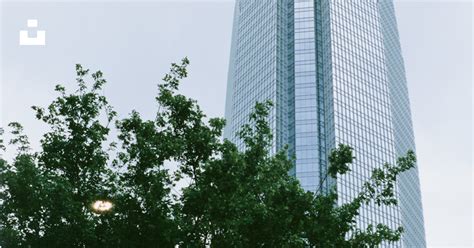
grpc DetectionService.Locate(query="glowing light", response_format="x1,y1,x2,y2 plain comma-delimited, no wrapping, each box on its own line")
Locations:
92,200,113,213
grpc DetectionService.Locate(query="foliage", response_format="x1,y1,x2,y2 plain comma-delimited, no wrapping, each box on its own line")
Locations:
304,144,414,247
0,59,416,247
175,100,312,247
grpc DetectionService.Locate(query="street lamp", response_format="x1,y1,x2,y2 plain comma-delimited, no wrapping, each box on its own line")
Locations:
91,200,113,213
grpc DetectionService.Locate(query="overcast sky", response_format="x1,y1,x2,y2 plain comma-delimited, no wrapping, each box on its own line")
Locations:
0,0,472,247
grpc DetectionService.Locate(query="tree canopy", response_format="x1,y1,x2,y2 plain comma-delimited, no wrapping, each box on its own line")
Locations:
0,59,415,247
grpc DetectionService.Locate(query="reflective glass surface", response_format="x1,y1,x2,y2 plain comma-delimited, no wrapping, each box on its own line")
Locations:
225,1,425,246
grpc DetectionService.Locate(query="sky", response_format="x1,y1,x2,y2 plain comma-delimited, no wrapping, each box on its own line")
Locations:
0,0,472,247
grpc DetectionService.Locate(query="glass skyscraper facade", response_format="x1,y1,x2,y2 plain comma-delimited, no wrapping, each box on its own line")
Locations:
224,0,425,247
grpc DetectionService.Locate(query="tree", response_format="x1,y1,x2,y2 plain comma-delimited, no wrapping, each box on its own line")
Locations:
0,59,416,247
0,65,121,247
149,59,415,247
140,59,415,247
175,100,313,247
304,144,415,247
0,123,46,247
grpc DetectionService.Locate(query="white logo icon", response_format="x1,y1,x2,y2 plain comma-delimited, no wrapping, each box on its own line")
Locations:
19,19,46,46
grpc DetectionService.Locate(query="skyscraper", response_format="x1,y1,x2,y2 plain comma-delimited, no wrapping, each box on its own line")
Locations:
224,0,425,247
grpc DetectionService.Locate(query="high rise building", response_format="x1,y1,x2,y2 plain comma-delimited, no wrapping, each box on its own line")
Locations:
224,0,425,247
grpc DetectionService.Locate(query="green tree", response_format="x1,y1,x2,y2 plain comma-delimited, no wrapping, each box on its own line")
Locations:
0,123,45,247
0,65,120,247
304,144,415,247
0,59,416,247
141,59,415,247
149,59,415,247
174,101,312,247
